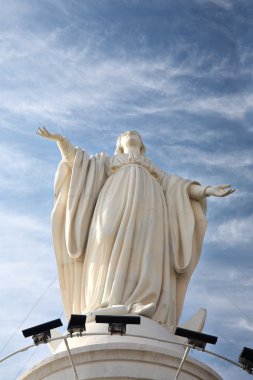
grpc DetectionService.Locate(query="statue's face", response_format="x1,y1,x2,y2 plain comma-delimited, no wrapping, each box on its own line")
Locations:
120,131,142,153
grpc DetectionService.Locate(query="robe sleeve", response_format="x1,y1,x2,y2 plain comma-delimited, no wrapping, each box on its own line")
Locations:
51,148,108,318
57,137,76,167
160,172,207,323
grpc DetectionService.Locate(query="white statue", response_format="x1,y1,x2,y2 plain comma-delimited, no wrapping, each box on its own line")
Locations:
37,128,234,329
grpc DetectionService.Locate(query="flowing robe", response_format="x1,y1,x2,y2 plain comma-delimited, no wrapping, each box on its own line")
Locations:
52,149,207,328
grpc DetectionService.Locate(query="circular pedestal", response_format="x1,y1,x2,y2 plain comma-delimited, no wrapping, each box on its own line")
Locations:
19,317,222,380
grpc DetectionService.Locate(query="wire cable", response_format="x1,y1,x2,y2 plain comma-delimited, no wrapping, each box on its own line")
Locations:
14,346,38,379
0,332,246,371
0,275,58,356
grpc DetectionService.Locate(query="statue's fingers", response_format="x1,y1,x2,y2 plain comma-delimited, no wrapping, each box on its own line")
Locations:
42,127,50,135
222,188,235,197
221,184,231,189
37,127,45,135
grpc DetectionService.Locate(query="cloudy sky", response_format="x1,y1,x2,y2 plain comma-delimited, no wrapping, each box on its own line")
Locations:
0,0,253,379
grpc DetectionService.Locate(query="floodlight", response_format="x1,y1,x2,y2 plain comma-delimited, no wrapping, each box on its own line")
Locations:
239,347,253,374
22,319,63,345
173,327,217,380
174,327,218,349
95,315,141,335
67,314,86,337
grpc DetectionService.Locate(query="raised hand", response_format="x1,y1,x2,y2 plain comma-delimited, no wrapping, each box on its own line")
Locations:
205,184,235,197
36,127,63,142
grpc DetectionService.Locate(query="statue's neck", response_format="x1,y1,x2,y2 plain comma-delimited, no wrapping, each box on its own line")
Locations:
123,147,141,155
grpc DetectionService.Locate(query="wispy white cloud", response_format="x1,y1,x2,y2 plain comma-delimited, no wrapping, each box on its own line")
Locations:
183,92,253,120
0,22,250,128
207,214,253,245
237,318,253,332
193,0,233,10
0,202,51,275
0,202,62,372
155,141,253,190
0,143,52,193
167,145,252,169
183,259,253,323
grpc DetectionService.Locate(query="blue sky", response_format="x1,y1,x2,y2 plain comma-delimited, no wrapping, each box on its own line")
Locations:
0,0,252,379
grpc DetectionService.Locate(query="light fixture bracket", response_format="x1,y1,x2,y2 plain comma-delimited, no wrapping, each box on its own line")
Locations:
108,322,126,335
32,331,51,345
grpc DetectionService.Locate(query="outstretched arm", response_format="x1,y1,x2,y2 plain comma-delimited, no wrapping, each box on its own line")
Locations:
36,127,75,167
188,183,235,200
36,127,63,142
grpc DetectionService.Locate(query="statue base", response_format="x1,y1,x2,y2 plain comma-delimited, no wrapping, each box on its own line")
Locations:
19,316,222,380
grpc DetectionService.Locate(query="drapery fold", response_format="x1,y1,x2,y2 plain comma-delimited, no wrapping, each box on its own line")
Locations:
52,151,206,328
52,149,107,316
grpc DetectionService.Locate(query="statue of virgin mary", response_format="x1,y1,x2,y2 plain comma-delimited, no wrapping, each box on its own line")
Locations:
37,128,234,329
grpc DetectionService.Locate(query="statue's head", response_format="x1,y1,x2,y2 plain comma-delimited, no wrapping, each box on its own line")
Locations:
115,131,146,155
